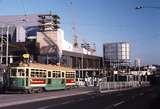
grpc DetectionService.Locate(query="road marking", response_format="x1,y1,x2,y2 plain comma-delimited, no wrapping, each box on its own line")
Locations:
37,106,50,109
113,101,125,107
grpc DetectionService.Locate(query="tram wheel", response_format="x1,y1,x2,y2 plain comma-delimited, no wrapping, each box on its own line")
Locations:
28,88,34,94
38,88,44,93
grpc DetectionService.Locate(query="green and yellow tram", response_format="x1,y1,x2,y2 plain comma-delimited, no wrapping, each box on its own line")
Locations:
7,63,76,93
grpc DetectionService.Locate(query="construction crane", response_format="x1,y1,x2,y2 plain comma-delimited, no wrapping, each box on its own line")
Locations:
70,0,78,48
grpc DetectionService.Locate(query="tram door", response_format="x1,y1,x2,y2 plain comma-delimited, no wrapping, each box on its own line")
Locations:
26,69,29,87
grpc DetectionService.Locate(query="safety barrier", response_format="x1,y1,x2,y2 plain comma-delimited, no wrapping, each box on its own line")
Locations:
99,81,150,92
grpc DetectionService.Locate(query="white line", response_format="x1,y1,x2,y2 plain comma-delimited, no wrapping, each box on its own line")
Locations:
37,106,50,109
113,101,125,107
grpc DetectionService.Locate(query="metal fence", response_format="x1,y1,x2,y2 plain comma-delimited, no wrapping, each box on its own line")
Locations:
99,81,150,92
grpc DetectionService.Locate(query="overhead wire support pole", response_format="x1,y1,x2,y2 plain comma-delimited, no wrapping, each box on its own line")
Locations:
70,0,78,48
6,25,9,66
135,6,160,10
0,25,3,64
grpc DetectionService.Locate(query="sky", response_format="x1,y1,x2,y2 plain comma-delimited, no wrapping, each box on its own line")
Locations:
0,0,160,65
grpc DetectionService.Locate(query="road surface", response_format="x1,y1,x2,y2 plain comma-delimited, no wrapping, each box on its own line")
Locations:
1,86,160,109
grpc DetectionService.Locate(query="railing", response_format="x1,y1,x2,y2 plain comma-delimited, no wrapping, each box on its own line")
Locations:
99,81,150,92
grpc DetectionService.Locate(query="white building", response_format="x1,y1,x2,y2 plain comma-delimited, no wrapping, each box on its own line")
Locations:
103,42,130,68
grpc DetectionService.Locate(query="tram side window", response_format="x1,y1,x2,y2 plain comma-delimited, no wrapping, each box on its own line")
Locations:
11,69,17,76
57,71,61,78
66,72,75,78
72,73,75,78
52,72,56,78
48,71,51,77
43,72,46,77
31,72,34,77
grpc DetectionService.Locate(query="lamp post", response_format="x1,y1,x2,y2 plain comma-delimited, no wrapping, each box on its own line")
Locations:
135,5,160,10
6,25,9,66
81,44,84,80
0,25,3,64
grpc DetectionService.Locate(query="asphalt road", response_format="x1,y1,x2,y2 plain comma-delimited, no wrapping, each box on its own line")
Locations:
1,86,160,109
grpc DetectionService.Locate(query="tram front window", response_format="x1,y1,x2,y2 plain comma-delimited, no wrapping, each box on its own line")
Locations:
11,69,17,76
18,69,25,77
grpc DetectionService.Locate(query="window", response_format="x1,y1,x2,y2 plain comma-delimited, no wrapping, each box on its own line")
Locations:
30,69,46,78
11,69,17,76
53,72,56,78
57,72,61,78
18,69,25,76
48,71,51,77
66,72,75,78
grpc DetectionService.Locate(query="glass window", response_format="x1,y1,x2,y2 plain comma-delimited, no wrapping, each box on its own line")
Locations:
53,72,56,78
48,71,51,77
57,72,61,78
43,73,46,77
11,69,17,76
21,72,25,76
18,69,25,76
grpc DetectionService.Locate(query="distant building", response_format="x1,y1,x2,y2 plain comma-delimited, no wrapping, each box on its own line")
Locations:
134,58,141,67
103,42,130,70
0,14,103,80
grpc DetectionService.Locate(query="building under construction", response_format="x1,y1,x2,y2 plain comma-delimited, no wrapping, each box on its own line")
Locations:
0,13,103,84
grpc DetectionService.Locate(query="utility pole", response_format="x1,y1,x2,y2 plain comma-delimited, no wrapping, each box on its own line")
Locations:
0,25,3,64
81,44,85,81
81,48,83,80
6,25,9,66
70,0,78,48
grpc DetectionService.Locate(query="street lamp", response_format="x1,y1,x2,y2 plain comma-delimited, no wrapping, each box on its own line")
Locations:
135,5,160,10
81,44,85,80
6,25,9,66
0,25,4,64
135,6,143,10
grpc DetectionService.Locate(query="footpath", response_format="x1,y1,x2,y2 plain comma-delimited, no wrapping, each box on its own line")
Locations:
0,87,96,108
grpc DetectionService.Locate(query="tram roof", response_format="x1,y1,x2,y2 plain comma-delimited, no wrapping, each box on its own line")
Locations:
16,63,75,72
